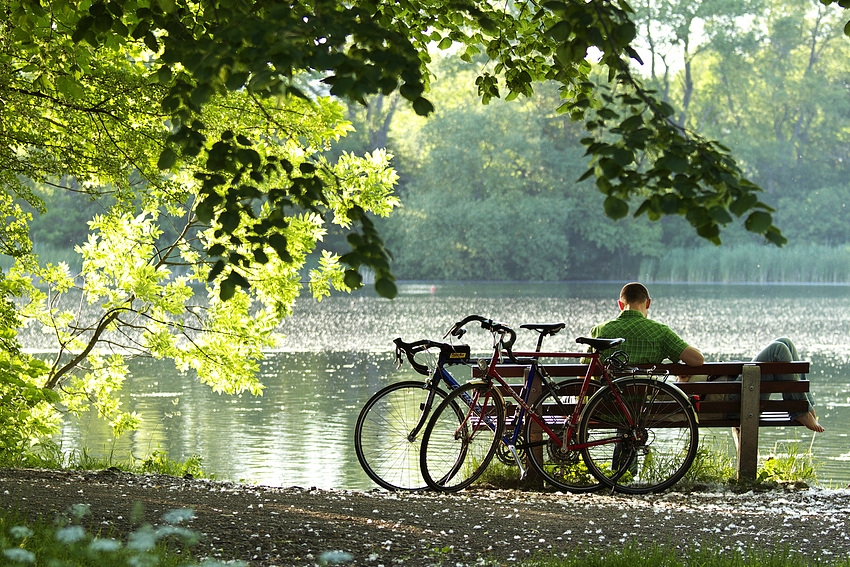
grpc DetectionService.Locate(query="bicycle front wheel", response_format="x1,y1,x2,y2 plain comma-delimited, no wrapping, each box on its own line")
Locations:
579,378,698,494
524,379,603,493
354,380,450,491
420,381,504,492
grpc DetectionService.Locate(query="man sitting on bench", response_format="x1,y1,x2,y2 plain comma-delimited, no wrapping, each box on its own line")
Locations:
590,282,823,433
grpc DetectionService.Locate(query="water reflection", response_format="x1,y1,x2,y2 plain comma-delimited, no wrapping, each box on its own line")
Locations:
58,282,850,489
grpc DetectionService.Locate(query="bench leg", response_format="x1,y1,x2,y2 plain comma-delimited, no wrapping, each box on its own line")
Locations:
525,368,543,487
737,365,761,480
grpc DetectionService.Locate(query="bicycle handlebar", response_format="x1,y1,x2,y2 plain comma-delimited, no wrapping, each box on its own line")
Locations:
393,337,473,376
393,338,438,375
443,315,518,363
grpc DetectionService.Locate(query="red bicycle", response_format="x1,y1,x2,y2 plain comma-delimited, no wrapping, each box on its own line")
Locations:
419,316,699,494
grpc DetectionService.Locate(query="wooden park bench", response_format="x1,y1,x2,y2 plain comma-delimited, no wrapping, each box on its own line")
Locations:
477,361,811,481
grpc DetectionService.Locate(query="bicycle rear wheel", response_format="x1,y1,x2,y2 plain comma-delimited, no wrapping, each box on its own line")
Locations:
579,377,698,494
354,381,450,491
524,379,602,493
420,381,504,492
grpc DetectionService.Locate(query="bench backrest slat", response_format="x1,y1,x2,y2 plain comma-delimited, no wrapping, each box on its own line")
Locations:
474,361,809,378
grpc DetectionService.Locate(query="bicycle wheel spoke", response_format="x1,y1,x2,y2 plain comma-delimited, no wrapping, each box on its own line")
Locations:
355,381,445,491
420,382,503,492
524,379,602,493
579,378,698,494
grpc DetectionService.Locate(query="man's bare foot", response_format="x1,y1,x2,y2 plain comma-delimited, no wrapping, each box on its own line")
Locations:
796,411,824,432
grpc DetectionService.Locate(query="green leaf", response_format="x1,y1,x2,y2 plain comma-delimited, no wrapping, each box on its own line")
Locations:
612,148,634,166
157,65,173,84
546,21,573,42
56,76,86,99
603,196,629,219
72,15,94,43
195,193,221,223
253,248,269,264
220,277,236,300
343,269,363,289
157,147,177,170
708,206,734,225
660,193,681,214
744,211,773,234
268,233,291,262
375,277,398,299
220,210,240,233
578,168,594,182
765,227,788,246
208,259,225,281
226,72,249,91
696,223,721,244
730,195,758,217
663,154,688,173
412,96,435,116
144,32,158,52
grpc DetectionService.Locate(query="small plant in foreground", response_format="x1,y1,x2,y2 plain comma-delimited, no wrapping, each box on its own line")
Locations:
0,504,239,567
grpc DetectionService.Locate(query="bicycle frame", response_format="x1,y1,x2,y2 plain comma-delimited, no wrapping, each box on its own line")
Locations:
411,321,568,480
483,348,638,460
396,325,567,458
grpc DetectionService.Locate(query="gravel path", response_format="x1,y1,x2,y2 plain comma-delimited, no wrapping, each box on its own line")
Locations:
1,468,849,566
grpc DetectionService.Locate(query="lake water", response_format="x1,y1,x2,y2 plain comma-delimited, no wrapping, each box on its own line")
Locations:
57,282,850,489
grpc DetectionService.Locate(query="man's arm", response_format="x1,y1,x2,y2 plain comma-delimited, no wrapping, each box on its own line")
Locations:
679,346,704,366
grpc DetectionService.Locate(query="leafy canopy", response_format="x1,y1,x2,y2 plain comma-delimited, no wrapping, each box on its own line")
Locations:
9,0,838,304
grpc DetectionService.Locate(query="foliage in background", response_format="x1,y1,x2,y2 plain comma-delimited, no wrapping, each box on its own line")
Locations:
3,0,803,300
477,441,813,491
363,0,850,281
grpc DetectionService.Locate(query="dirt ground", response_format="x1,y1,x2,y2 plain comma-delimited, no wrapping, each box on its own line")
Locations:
1,468,849,566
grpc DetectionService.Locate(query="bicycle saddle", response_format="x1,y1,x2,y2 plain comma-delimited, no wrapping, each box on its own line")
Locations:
520,322,566,334
576,337,625,351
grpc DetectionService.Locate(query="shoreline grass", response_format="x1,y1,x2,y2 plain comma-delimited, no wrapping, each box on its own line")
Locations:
639,243,850,284
0,441,207,479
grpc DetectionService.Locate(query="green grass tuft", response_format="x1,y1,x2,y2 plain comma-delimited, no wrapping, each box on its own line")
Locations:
0,441,207,479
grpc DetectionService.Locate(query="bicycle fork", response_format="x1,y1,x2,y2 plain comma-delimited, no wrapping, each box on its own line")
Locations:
406,381,441,442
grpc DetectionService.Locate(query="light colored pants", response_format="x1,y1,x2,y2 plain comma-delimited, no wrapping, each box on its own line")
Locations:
751,337,814,420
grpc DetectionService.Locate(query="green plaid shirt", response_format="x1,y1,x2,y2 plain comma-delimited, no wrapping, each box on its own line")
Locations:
590,309,690,364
